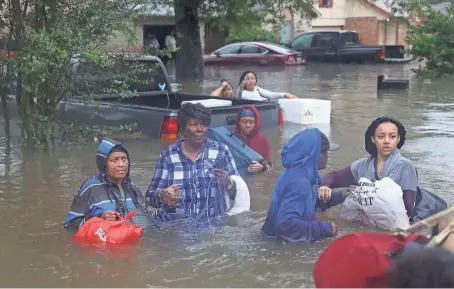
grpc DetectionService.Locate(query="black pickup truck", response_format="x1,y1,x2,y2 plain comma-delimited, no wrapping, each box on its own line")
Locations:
56,55,281,139
288,30,412,64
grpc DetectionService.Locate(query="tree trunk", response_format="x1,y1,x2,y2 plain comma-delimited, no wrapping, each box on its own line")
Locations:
174,0,204,81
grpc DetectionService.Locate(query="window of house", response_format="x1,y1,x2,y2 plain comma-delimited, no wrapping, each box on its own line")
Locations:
291,33,315,50
240,45,267,54
312,33,338,47
217,45,241,55
319,0,333,8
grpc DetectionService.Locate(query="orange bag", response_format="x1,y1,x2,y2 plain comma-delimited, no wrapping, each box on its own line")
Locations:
72,210,144,245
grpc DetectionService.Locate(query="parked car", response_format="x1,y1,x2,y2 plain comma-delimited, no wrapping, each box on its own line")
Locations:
56,55,282,139
288,30,412,64
204,42,306,66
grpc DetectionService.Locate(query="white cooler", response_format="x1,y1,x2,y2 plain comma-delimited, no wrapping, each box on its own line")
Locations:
181,99,232,108
278,98,331,124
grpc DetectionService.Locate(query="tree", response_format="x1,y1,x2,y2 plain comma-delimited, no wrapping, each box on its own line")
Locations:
1,0,155,147
381,0,454,77
157,0,317,81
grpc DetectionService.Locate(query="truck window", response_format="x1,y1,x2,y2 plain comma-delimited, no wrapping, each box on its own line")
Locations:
312,33,338,47
340,32,359,45
74,58,168,94
292,33,315,50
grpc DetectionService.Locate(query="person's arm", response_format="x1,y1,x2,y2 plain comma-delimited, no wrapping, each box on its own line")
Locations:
146,152,170,208
256,86,285,99
221,145,240,199
261,137,272,171
399,161,419,217
321,166,357,189
210,85,224,97
275,181,334,243
316,190,345,212
63,186,92,229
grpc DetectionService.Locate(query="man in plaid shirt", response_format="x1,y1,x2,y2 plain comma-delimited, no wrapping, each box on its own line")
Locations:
146,103,240,220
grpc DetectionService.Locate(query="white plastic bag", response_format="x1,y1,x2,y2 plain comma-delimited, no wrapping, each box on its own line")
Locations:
340,177,410,231
224,175,251,216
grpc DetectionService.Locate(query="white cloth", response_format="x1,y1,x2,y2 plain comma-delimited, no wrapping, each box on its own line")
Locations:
165,35,176,51
224,175,250,216
340,177,410,231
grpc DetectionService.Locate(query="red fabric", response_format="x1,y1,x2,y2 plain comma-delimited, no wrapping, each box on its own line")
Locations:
313,232,428,288
234,105,271,162
72,211,144,245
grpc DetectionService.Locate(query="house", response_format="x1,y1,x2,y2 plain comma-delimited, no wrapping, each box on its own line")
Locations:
288,0,410,47
104,5,226,54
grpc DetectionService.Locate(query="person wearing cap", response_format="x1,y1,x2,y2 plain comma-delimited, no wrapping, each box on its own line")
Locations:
235,105,272,174
320,117,418,218
261,128,346,243
64,138,147,229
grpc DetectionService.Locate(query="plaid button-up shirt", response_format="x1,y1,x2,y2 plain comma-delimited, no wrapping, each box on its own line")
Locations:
146,138,239,219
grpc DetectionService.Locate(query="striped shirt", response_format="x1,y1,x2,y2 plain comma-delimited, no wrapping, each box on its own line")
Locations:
146,138,239,219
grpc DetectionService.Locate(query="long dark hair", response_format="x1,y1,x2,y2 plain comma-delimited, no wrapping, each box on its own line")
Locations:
239,71,257,86
365,116,406,157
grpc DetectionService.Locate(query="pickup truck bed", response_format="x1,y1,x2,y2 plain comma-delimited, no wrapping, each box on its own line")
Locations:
57,54,280,139
58,92,280,138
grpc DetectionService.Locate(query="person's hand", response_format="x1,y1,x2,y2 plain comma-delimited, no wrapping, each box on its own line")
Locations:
159,185,180,208
213,168,232,187
284,92,297,99
318,186,332,202
330,222,338,236
341,185,357,200
101,211,117,221
221,81,229,88
248,161,264,174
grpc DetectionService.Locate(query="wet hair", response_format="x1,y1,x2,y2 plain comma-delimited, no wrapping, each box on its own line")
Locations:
388,247,454,288
365,116,406,157
177,103,211,135
239,71,257,85
220,79,231,86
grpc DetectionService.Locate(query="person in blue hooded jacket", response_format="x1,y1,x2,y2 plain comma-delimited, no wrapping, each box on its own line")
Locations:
262,128,348,243
64,138,147,229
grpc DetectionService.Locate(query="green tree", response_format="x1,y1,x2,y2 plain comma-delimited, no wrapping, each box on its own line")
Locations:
157,0,317,81
406,1,454,77
1,0,155,147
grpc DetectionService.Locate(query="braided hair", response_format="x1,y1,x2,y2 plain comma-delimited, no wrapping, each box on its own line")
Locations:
365,116,406,157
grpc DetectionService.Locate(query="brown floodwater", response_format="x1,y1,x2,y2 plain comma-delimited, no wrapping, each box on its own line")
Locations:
0,62,453,287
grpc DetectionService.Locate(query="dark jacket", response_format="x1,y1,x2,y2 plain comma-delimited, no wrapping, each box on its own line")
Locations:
63,138,146,229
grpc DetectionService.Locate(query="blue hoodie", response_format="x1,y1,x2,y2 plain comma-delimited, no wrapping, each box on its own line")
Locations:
261,128,343,243
64,138,146,228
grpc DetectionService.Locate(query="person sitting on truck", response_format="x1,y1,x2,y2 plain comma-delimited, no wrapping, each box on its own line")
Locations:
235,71,297,101
146,102,240,221
64,138,147,229
261,128,347,243
210,79,233,98
235,105,272,173
319,117,418,218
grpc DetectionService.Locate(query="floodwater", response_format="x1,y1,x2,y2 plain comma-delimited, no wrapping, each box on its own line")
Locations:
1,63,454,287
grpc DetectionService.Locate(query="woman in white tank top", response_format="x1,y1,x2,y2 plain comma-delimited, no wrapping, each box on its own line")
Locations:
235,71,297,101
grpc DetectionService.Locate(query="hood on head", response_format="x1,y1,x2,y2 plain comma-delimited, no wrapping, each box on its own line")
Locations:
235,105,261,138
96,137,130,176
281,128,320,183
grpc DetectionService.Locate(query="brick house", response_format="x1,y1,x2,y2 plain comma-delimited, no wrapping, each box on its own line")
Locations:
289,0,410,47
